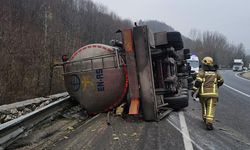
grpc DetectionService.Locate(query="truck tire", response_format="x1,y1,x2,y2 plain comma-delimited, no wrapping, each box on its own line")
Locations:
167,32,183,51
164,94,188,110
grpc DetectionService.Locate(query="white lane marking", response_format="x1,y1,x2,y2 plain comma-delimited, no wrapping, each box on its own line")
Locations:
167,117,204,150
235,72,250,82
224,84,250,98
179,111,194,150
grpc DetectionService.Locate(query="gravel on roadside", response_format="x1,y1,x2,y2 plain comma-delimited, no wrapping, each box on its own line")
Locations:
241,71,250,79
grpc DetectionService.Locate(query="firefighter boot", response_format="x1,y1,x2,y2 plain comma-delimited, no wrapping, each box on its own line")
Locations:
206,123,214,130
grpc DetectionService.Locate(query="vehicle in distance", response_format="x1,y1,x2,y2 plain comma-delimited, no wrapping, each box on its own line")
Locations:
187,54,199,78
233,59,244,71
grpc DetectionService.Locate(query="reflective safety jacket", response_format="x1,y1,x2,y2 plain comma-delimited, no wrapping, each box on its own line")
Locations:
193,70,224,98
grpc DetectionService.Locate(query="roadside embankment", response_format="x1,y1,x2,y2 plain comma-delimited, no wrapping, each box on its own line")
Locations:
240,71,250,79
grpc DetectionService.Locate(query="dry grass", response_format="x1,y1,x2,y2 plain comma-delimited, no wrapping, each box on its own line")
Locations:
242,71,250,79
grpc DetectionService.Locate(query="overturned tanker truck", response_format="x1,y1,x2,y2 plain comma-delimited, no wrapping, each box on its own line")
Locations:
61,25,192,121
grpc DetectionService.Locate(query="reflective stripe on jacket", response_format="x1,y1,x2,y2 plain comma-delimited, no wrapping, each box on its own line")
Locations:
195,70,223,98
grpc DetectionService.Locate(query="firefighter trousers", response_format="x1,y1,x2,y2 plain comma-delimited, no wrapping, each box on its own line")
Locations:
200,97,217,124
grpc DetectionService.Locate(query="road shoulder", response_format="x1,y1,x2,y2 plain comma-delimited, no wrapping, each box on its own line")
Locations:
240,71,250,80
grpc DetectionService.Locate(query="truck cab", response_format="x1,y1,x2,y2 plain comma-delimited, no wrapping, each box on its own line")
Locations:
233,59,244,71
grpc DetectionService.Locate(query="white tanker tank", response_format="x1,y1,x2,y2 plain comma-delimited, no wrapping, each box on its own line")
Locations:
63,44,128,114
61,25,191,121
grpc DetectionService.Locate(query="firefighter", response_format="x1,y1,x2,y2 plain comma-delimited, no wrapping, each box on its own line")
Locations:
192,56,224,130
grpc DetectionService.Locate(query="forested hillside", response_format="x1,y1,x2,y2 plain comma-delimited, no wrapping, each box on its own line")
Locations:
0,0,132,104
140,20,250,67
138,20,174,32
0,0,249,105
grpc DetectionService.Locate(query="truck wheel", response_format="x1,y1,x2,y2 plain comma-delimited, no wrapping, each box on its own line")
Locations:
167,32,183,50
164,94,188,110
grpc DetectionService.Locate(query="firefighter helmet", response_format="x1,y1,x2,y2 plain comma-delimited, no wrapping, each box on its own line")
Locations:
202,57,213,66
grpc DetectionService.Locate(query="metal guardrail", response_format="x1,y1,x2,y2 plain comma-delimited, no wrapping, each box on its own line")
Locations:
0,95,72,149
0,92,68,112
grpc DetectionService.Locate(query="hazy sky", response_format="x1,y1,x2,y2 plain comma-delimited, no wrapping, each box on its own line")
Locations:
93,0,250,54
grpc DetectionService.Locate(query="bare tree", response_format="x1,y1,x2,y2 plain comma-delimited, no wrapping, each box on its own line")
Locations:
0,0,132,105
187,30,247,68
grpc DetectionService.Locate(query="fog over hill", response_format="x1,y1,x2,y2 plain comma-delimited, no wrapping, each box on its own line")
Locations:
0,0,249,105
138,20,174,32
137,19,250,67
138,20,193,49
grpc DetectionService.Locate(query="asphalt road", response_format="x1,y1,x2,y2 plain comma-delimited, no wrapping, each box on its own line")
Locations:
53,70,250,150
10,70,250,150
176,70,250,150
